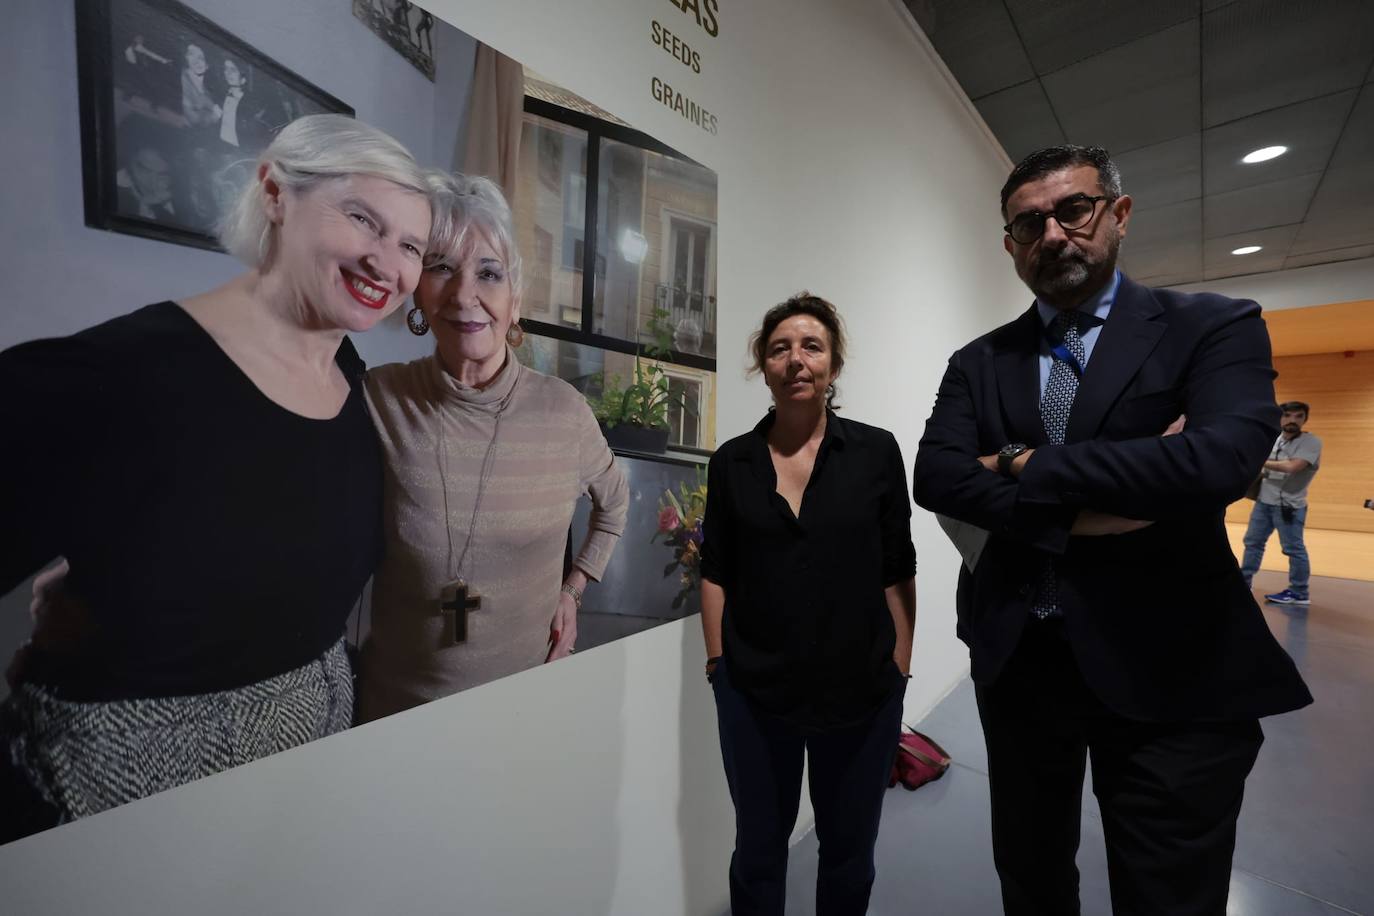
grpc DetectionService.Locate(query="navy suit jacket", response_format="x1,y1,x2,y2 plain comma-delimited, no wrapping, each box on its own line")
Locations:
913,274,1312,721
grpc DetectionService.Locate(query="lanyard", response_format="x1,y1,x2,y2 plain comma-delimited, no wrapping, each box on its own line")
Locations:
1043,323,1086,378
1039,272,1118,379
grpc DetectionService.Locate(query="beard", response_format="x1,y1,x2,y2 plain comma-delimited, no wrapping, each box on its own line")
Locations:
1028,229,1121,305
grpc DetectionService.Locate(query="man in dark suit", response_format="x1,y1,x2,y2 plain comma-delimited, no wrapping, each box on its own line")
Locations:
217,57,270,154
913,145,1312,916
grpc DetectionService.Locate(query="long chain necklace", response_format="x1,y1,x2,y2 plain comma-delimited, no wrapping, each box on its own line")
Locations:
435,364,520,645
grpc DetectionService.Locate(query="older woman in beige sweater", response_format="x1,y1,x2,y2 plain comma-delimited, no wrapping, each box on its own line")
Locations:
358,174,628,721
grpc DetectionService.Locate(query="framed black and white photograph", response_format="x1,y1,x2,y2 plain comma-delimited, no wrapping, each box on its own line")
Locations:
352,0,437,81
76,0,353,251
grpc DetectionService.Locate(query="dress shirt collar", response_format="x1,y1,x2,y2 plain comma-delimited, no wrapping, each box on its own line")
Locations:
738,408,846,469
1035,269,1120,330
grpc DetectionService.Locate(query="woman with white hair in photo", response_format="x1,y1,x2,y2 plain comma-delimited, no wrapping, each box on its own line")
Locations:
356,172,629,722
0,114,433,841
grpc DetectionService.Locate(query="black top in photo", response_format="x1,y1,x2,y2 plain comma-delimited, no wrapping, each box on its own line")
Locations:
0,302,383,700
700,410,917,731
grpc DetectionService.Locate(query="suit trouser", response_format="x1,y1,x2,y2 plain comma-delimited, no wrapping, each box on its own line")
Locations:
712,657,904,916
975,618,1263,916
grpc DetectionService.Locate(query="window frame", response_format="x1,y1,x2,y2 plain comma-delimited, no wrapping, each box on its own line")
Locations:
663,369,705,449
519,96,717,373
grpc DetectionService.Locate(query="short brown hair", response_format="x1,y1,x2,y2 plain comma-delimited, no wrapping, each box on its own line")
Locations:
747,292,846,408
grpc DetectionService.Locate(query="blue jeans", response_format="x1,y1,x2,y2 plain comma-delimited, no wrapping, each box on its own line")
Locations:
1240,502,1310,598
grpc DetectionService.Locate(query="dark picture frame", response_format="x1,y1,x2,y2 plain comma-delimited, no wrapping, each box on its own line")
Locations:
352,0,437,82
76,0,353,252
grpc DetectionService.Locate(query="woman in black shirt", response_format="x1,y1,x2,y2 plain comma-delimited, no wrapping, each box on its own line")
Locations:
0,115,433,841
700,293,917,916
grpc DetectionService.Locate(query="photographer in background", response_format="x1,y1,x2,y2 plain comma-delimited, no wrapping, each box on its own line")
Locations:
1241,401,1322,607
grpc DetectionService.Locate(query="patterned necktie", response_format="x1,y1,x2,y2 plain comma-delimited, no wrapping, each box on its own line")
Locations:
1031,311,1086,619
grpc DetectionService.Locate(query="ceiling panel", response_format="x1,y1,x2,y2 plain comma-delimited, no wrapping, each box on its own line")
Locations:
1284,247,1374,270
1204,255,1291,281
925,0,1035,100
1202,0,1374,127
1135,270,1211,287
1042,21,1200,154
973,81,1066,164
1203,172,1322,239
1290,167,1374,254
1120,241,1202,282
1327,88,1374,170
1004,0,1196,75
1201,90,1355,194
1122,198,1202,252
1202,223,1301,278
916,0,1372,285
1115,134,1202,207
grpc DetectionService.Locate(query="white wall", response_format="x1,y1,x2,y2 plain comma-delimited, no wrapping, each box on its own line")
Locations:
1166,256,1374,311
0,1,1028,912
444,0,1026,720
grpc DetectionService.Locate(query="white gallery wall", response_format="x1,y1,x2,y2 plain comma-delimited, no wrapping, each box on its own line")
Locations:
0,1,1030,913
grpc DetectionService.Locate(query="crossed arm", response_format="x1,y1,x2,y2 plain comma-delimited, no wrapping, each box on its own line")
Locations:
914,306,1278,551
1264,457,1309,474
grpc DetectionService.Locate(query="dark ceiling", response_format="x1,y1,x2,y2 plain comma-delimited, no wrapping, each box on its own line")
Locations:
909,0,1374,285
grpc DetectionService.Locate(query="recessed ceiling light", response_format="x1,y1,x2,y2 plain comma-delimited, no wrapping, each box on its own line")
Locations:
1242,146,1287,164
1231,245,1263,255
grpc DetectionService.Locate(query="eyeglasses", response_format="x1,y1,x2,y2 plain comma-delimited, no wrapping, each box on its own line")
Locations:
1004,193,1114,244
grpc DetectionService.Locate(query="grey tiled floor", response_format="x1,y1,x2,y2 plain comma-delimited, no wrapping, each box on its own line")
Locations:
777,571,1373,915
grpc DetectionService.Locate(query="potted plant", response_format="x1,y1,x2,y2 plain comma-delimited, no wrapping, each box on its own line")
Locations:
588,309,693,454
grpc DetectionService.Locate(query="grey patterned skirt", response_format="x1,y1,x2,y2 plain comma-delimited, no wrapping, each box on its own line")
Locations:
1,638,352,826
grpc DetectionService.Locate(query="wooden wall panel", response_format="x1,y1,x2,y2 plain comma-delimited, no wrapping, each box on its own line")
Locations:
1224,349,1374,535
1263,299,1374,357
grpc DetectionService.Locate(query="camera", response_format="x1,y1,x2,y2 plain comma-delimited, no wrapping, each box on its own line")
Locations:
1365,499,1374,510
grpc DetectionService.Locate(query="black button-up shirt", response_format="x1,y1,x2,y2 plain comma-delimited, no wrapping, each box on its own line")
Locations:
700,410,917,731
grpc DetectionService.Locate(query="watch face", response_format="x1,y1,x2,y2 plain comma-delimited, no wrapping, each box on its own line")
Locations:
1000,443,1027,458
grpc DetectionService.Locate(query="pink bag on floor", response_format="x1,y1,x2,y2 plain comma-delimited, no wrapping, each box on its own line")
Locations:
889,727,951,791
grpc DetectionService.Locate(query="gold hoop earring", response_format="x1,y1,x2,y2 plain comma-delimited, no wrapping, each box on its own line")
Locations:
406,306,430,336
506,321,525,348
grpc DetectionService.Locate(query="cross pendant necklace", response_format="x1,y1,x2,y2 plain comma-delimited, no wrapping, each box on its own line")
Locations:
435,367,519,645
440,578,482,644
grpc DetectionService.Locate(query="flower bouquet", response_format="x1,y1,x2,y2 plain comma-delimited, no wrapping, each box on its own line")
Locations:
652,470,707,610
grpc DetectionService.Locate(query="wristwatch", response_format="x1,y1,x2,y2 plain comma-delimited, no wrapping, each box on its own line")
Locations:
997,443,1030,476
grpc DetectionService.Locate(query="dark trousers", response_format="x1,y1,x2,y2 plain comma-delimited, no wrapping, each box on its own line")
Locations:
975,619,1264,916
712,659,903,916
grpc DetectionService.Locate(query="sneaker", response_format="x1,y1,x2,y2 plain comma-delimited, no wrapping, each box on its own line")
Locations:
1265,589,1310,606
